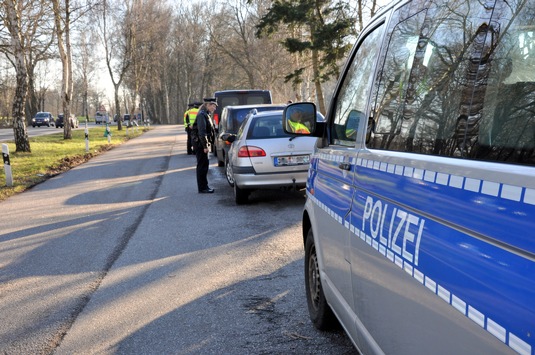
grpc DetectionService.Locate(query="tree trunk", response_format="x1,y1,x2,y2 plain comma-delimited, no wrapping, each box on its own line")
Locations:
26,63,38,126
12,65,30,152
115,84,122,130
7,0,31,152
311,48,326,114
52,0,73,139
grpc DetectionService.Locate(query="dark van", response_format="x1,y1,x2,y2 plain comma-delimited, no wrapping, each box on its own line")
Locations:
213,90,272,127
283,0,535,354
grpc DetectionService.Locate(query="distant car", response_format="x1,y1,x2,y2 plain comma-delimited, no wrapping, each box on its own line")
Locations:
215,104,287,167
224,110,320,204
56,114,79,128
32,112,55,127
95,111,109,124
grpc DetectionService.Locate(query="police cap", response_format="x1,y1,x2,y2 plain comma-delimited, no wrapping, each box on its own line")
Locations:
203,97,218,106
193,101,202,107
187,102,194,108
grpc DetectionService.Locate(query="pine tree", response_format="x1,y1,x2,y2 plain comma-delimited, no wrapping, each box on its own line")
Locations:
256,0,355,113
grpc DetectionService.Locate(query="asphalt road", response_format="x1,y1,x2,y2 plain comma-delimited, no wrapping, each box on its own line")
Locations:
0,125,356,354
0,125,85,143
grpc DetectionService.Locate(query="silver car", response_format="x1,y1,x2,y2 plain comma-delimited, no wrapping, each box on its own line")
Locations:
225,110,320,204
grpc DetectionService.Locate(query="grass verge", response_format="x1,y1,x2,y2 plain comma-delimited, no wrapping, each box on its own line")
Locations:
0,126,147,201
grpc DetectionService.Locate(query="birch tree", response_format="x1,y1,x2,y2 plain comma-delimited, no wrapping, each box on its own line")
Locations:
51,0,75,139
1,0,32,152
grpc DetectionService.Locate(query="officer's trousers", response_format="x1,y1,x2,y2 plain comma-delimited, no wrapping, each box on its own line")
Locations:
186,128,194,154
195,145,209,191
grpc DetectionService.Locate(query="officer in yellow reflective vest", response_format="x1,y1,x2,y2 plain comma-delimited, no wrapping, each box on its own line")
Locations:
287,107,311,134
184,102,200,154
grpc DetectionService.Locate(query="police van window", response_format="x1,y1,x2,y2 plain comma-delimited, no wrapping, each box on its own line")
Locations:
475,1,535,165
371,9,427,142
368,1,499,159
330,23,385,147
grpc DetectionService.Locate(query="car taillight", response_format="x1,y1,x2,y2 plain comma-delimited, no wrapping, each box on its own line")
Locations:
213,113,219,125
238,146,266,157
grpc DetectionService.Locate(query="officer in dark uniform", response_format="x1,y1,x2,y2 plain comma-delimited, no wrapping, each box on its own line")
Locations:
192,97,217,193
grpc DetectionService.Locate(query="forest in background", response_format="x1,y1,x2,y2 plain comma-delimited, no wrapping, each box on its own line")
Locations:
0,0,382,137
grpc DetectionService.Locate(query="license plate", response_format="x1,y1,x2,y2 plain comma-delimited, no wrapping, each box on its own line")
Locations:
274,155,310,166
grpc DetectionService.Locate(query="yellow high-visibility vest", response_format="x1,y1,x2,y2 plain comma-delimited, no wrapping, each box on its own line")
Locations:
288,120,310,134
184,108,199,127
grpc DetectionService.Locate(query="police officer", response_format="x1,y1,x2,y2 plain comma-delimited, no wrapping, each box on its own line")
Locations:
287,106,311,134
184,102,200,155
192,97,217,193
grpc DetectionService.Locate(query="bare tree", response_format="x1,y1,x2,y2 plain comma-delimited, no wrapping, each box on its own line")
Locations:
51,0,75,139
96,0,134,130
73,28,99,122
124,0,172,122
171,4,209,119
1,0,36,152
24,13,56,124
1,1,55,127
0,59,15,120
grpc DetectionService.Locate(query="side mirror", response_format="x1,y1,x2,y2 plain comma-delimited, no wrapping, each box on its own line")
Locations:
222,133,236,143
283,102,318,136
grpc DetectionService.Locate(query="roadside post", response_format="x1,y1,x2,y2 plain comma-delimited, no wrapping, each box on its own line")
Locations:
85,121,89,153
2,143,13,187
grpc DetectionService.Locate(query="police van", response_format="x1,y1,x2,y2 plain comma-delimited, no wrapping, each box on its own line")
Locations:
283,0,535,354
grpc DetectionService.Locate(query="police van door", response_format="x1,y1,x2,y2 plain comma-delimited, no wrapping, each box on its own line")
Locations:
346,0,524,353
312,22,386,325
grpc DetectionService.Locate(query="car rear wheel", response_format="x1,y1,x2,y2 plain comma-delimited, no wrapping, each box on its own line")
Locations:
305,229,338,330
225,158,235,187
234,183,250,204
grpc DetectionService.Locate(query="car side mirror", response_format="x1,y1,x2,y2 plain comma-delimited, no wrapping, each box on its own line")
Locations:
283,102,320,137
222,133,236,143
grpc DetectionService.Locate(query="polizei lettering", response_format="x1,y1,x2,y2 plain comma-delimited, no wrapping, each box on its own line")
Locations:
362,196,425,266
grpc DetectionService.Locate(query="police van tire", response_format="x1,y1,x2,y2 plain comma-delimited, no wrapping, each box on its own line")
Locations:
234,184,249,205
305,229,337,330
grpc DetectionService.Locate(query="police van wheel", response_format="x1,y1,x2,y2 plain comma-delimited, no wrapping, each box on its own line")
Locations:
305,229,337,330
234,184,249,205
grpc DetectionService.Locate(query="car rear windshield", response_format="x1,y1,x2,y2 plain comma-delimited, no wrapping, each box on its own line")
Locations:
229,106,285,131
248,115,293,139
